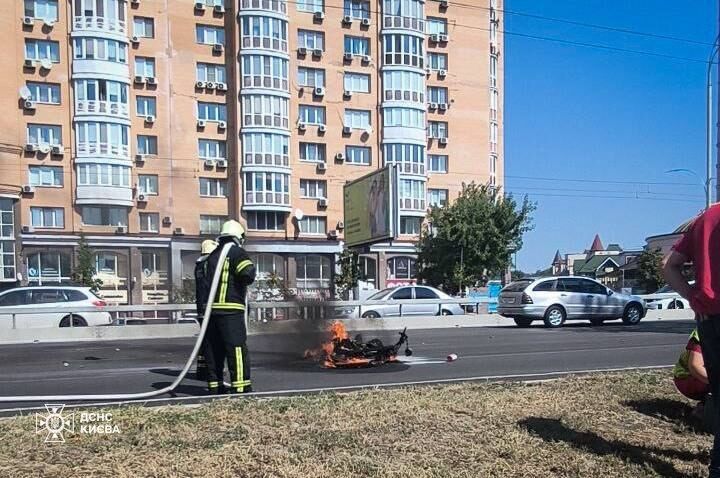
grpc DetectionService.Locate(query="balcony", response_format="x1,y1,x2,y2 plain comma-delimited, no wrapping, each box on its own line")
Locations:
73,16,127,36
243,152,290,168
76,142,130,159
75,100,129,119
389,160,425,176
382,15,425,35
400,197,427,212
240,35,288,54
76,184,133,207
383,89,424,104
239,0,287,15
241,74,289,92
243,191,291,210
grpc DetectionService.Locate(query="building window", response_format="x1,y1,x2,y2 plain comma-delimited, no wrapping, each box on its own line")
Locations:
244,172,291,206
400,179,426,210
0,199,15,281
138,175,158,195
388,256,417,279
299,216,326,235
135,57,156,77
428,52,448,70
299,179,327,199
73,38,128,63
78,164,131,187
136,96,156,117
242,133,289,167
200,215,226,235
344,0,370,19
358,256,377,287
490,55,498,88
428,121,448,139
240,16,288,53
297,30,324,50
137,135,158,155
198,139,226,160
298,67,325,88
399,217,422,235
75,122,129,157
133,17,154,38
428,154,448,173
298,105,326,125
242,95,289,128
25,39,60,62
80,206,127,227
384,144,425,174
26,82,60,105
296,255,331,288
28,166,63,187
30,207,64,229
197,101,227,122
25,0,59,20
428,86,448,104
74,79,128,110
199,178,228,197
384,107,425,128
383,34,424,68
139,213,159,233
252,254,285,281
344,109,371,129
299,142,326,162
196,25,225,45
344,36,370,55
246,211,285,231
297,0,323,13
26,124,61,145
383,70,424,102
95,252,119,275
196,63,226,83
344,73,370,93
27,251,71,284
242,55,289,89
428,188,449,207
426,17,448,35
346,146,371,165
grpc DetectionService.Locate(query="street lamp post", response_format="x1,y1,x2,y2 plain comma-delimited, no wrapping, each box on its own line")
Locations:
707,36,719,209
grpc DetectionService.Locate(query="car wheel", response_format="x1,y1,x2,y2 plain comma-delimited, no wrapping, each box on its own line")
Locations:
622,304,643,325
543,306,566,328
589,318,604,327
362,311,380,319
514,318,532,328
60,315,87,327
440,309,453,316
668,300,684,310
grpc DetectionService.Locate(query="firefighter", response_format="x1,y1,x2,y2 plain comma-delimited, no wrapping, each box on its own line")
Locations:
202,220,256,394
194,239,217,382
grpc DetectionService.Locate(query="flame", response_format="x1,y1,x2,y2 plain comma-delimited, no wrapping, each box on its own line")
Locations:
303,321,351,366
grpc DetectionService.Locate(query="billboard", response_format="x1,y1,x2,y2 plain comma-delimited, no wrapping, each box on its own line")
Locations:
343,166,399,248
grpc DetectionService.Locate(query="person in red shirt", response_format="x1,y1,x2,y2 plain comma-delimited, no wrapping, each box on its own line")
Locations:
664,204,720,478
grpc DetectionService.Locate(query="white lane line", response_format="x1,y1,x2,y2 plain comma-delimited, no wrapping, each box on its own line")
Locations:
0,364,672,414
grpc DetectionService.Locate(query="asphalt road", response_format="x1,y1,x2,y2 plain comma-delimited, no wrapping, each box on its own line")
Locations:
0,320,694,412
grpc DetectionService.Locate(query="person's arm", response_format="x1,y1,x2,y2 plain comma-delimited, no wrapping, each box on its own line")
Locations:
233,249,256,286
663,251,694,301
688,350,709,385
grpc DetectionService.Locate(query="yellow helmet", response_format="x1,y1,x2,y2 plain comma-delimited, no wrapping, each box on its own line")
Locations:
218,220,246,241
200,239,217,255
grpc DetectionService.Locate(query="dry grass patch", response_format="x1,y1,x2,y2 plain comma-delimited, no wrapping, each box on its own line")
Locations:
0,371,712,478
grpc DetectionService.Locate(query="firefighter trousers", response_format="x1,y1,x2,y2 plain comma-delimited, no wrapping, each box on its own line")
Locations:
202,312,252,393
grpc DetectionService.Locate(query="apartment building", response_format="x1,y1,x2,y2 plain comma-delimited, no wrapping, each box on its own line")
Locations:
0,0,503,303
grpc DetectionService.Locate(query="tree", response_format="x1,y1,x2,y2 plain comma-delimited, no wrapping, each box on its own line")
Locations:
417,183,535,295
334,249,359,300
636,248,664,293
71,235,103,292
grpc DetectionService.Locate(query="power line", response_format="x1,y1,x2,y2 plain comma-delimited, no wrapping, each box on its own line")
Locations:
506,175,700,187
505,189,702,204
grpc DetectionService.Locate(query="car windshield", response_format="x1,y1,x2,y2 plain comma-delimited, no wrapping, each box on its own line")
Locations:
366,289,394,300
655,285,674,293
502,280,533,292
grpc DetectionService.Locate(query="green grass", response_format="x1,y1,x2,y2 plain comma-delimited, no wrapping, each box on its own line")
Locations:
0,371,712,478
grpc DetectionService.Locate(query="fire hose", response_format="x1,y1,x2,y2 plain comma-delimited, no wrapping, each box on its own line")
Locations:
0,242,233,403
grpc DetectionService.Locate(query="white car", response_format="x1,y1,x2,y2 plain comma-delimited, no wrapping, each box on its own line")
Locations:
0,286,112,329
644,284,691,311
359,285,465,318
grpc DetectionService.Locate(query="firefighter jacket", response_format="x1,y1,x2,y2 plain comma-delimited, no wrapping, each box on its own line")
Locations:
205,240,256,314
194,254,211,316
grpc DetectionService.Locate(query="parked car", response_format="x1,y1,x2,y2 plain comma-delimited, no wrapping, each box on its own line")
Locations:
359,285,464,318
0,286,112,329
497,277,646,328
644,284,692,310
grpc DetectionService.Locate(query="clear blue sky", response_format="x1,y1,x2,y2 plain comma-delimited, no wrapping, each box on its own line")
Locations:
505,0,717,272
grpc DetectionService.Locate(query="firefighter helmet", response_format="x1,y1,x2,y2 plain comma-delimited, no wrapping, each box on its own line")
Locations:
200,239,217,255
218,220,246,242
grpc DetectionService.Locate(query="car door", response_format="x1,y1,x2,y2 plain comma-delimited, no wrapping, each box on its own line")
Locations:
579,279,611,317
26,289,67,328
386,287,413,317
556,278,586,318
410,287,440,315
0,290,30,329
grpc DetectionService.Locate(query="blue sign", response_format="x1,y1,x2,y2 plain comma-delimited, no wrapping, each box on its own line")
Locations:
487,280,502,314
